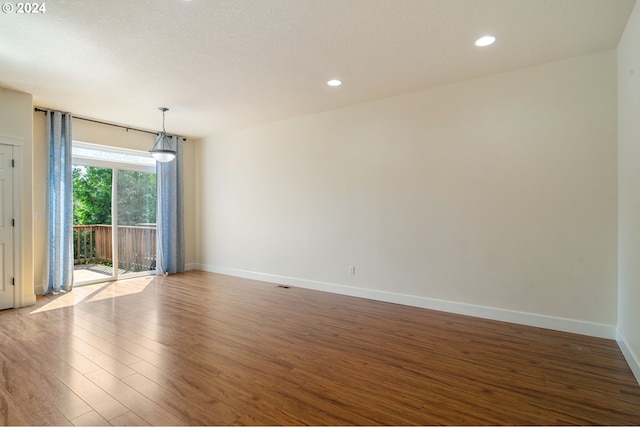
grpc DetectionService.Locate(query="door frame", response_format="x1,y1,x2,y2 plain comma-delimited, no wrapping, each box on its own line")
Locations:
0,139,24,308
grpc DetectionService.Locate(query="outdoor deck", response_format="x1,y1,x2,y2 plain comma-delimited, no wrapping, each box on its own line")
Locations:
73,263,131,283
73,224,156,283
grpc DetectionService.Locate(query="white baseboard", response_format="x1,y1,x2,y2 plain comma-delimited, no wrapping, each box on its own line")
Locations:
195,264,616,340
617,329,640,385
184,263,198,271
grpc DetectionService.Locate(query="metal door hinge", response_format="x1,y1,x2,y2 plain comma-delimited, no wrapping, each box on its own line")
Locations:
11,278,14,286
12,219,15,227
11,159,14,167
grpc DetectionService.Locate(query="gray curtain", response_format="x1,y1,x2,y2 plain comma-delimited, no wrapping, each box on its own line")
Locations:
44,110,74,294
156,135,185,274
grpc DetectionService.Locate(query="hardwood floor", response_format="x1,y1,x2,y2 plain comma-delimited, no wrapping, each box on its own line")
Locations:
0,271,639,425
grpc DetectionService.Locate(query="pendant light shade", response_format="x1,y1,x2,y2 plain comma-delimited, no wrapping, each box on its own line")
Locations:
150,107,176,162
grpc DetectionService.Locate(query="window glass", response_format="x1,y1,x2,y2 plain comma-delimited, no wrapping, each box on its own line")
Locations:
72,142,155,170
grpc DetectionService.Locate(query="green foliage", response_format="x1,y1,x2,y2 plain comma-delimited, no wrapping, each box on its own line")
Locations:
73,166,157,226
73,166,113,225
117,170,157,226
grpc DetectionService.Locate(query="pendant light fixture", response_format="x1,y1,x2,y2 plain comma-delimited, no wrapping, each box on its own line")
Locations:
149,107,176,162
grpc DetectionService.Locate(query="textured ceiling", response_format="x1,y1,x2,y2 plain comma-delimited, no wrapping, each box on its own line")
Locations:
0,0,635,138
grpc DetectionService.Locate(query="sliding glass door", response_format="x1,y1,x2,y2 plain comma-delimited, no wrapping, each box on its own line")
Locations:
72,142,156,285
72,165,115,283
117,169,157,278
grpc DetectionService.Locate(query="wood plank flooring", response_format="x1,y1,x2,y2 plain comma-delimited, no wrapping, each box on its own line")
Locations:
0,270,639,425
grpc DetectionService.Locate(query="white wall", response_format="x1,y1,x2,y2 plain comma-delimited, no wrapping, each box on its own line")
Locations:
0,87,35,307
33,113,199,293
197,50,618,337
617,1,640,383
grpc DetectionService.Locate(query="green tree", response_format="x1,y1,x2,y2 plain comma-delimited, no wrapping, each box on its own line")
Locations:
117,170,157,226
73,166,113,225
72,166,157,226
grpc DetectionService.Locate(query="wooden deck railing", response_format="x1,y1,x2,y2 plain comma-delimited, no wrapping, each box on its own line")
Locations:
73,225,156,272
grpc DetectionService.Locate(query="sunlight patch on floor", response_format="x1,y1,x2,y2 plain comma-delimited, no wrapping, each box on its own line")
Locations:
87,278,153,303
31,276,155,314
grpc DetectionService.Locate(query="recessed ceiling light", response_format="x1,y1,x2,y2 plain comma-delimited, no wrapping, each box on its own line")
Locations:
327,79,342,87
475,36,496,47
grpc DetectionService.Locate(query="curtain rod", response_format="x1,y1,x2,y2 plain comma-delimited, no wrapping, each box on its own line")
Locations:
34,107,187,141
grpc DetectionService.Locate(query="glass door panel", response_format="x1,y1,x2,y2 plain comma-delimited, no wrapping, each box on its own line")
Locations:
117,169,157,277
72,165,115,284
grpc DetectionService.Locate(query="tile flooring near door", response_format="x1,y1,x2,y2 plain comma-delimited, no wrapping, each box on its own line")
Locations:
0,271,639,425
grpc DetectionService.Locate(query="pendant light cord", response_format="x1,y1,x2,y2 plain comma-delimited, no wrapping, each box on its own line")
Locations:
158,106,170,135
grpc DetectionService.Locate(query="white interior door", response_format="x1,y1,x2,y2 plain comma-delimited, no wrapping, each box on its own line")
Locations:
0,144,14,310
